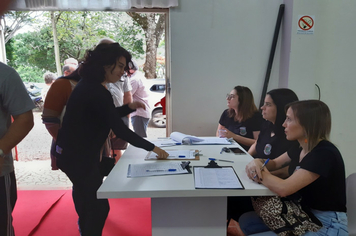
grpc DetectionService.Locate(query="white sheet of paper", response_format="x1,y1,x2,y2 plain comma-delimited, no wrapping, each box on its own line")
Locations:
191,137,231,145
193,167,243,189
128,162,189,177
145,149,197,160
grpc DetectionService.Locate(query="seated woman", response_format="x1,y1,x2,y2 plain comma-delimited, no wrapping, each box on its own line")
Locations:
227,88,299,224
240,100,348,235
216,86,263,151
248,88,299,160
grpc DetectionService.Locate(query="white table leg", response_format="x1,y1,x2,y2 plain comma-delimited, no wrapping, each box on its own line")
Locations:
151,197,227,236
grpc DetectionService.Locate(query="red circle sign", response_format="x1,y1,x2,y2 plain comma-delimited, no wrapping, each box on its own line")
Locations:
298,16,314,31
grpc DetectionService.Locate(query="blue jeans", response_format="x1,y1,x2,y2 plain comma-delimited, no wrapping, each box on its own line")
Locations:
239,209,348,236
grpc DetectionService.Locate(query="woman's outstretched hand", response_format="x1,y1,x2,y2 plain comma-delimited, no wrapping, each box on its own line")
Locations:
128,101,146,110
152,146,169,159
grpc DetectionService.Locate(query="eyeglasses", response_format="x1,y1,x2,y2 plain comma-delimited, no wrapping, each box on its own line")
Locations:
226,94,235,100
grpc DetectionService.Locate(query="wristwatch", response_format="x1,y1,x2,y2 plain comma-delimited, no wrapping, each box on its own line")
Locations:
0,149,5,158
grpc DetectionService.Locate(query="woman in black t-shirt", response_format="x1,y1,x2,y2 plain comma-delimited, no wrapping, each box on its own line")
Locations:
240,100,348,235
248,88,299,160
217,86,263,151
227,88,299,223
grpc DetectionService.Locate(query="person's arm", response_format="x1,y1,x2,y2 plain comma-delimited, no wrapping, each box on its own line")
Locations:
245,151,291,179
123,91,133,105
260,168,319,197
0,111,34,173
216,124,226,137
42,79,71,139
244,151,318,197
110,102,168,159
248,140,257,156
225,129,259,147
0,111,34,154
253,131,259,140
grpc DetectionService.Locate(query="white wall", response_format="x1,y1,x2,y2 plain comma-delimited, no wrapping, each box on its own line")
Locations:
287,0,356,176
170,0,356,176
170,0,283,136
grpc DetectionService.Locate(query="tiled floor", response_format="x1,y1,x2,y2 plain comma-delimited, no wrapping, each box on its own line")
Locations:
227,219,245,236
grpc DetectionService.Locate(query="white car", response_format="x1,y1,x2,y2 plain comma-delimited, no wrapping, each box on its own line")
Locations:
142,78,166,128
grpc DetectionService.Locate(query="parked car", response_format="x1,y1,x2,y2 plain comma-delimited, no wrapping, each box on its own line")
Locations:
142,78,166,128
24,82,44,111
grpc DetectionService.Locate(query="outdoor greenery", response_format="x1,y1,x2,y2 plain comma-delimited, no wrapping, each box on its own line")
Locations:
4,11,165,82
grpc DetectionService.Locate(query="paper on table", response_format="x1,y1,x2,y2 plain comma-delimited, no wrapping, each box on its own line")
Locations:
127,162,189,177
145,149,197,160
193,167,244,189
191,137,231,145
170,132,203,144
170,132,230,145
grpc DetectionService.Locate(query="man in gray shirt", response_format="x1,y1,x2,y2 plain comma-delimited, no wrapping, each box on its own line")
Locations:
0,62,35,236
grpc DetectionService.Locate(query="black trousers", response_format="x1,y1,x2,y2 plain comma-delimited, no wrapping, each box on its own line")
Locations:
227,196,254,222
57,159,109,236
0,171,17,236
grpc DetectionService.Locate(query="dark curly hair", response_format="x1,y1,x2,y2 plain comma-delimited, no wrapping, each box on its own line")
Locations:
78,43,133,83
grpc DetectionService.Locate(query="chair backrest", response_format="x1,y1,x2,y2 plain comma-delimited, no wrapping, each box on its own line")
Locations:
347,173,356,235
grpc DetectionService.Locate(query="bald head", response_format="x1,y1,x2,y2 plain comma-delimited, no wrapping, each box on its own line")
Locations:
63,64,77,76
97,38,116,45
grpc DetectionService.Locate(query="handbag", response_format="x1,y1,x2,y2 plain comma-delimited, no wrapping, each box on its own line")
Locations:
251,195,322,236
110,137,128,150
99,156,115,176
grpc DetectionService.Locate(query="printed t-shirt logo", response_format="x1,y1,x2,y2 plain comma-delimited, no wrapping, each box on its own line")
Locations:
239,127,247,136
264,144,272,155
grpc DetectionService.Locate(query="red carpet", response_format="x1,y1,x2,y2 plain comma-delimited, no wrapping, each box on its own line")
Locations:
13,190,151,236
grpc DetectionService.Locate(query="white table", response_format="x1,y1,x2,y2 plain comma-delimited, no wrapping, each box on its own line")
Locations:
97,140,274,236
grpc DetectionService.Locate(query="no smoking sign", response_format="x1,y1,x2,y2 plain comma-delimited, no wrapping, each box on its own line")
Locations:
297,15,315,34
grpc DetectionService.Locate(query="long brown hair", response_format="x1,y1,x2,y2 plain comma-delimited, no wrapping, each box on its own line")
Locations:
286,100,331,151
228,86,258,122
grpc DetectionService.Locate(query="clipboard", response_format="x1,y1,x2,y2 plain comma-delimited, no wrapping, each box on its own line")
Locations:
145,149,200,161
193,161,244,189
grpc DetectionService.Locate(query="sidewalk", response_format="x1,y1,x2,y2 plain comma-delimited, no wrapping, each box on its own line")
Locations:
14,111,166,190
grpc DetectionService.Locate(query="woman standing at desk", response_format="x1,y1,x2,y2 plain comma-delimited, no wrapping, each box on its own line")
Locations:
217,86,263,151
240,100,348,235
55,43,168,236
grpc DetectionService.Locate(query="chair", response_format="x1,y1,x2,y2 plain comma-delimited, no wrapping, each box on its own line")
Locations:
347,173,356,235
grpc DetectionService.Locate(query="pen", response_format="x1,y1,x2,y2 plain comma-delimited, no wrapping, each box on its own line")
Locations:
146,169,177,172
254,158,270,179
209,158,234,163
161,142,182,146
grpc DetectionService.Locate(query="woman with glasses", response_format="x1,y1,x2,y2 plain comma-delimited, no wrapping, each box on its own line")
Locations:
216,86,263,151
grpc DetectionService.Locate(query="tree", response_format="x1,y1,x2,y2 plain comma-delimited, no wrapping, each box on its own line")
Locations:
3,11,42,43
126,13,165,79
